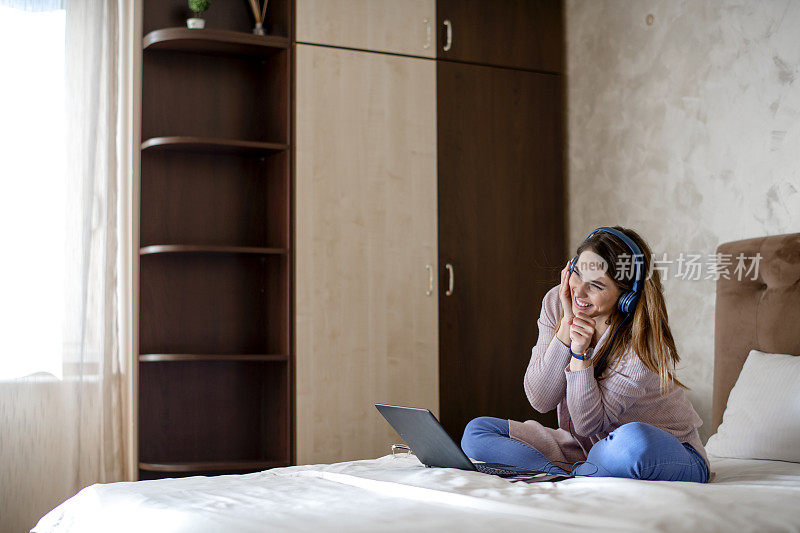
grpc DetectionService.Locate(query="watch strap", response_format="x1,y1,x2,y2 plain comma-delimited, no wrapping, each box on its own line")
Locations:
570,347,593,361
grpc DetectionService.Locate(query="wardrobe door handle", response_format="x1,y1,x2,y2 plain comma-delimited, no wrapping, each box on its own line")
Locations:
426,264,434,296
443,19,452,52
445,263,454,296
423,18,432,50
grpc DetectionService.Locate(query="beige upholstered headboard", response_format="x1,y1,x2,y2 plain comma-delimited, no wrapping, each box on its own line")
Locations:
712,232,800,434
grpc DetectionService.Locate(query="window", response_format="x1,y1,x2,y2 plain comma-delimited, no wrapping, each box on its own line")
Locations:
0,4,66,379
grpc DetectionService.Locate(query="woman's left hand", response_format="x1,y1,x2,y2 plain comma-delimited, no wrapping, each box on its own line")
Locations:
569,312,596,355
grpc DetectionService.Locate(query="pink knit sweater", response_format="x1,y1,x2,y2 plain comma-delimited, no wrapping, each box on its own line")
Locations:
509,284,711,477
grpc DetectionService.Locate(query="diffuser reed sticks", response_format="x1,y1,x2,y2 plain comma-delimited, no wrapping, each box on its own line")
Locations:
247,0,268,34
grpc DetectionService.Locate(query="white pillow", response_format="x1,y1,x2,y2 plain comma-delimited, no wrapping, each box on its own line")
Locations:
705,349,800,462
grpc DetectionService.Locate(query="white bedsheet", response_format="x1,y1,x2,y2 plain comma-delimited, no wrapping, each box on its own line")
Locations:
33,454,800,532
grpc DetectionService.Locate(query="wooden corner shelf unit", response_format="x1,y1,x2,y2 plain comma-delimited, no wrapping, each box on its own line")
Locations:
138,0,293,480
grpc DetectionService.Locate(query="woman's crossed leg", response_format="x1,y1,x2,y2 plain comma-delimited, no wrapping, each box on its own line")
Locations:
461,416,571,475
461,417,707,482
572,421,708,482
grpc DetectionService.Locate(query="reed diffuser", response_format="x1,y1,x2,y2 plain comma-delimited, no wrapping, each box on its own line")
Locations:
247,0,268,35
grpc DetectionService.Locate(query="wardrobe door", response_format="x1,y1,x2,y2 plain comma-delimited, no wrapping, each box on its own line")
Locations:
438,61,563,440
296,0,436,57
295,45,438,464
437,0,563,72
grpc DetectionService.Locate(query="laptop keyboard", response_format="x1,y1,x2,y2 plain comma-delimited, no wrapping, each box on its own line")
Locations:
474,462,550,477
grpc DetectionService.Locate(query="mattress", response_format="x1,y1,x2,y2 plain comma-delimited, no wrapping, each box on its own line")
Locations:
33,453,800,532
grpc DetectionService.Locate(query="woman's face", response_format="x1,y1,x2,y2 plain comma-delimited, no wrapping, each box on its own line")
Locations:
569,250,622,320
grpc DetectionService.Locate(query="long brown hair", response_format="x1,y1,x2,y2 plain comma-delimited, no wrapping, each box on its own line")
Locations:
569,226,688,394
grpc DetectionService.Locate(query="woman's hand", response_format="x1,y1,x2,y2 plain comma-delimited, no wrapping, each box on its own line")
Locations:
555,260,575,347
569,312,596,355
559,259,575,322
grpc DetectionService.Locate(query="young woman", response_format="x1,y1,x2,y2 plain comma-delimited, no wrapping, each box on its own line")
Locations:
461,226,710,482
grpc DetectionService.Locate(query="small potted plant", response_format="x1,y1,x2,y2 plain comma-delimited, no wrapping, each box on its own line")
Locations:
187,0,210,29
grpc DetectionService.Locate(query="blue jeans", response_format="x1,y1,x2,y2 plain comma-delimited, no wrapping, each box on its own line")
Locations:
461,417,708,483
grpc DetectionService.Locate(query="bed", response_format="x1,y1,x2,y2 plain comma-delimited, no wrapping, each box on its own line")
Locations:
33,232,800,532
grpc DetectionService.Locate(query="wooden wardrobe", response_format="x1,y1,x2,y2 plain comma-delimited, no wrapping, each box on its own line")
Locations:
295,0,563,464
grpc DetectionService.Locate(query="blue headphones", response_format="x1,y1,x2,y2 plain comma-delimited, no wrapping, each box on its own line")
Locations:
568,226,644,314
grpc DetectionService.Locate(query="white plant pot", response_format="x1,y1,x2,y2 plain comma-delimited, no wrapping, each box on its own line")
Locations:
187,17,205,29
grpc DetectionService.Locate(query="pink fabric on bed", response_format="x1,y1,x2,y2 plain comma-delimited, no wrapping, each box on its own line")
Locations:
509,284,711,477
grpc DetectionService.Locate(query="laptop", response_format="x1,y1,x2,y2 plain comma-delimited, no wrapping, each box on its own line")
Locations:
375,403,570,479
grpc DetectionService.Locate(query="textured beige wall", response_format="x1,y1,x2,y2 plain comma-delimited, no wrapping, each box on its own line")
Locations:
566,0,800,442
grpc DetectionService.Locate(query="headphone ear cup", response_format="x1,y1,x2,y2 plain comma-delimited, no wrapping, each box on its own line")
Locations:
569,256,577,273
617,291,639,314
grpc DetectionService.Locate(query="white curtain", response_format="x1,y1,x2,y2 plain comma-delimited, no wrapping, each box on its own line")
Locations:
0,0,133,531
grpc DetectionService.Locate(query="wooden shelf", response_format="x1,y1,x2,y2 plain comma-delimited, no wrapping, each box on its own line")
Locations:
141,136,288,155
138,0,293,481
140,245,288,255
138,254,286,355
139,354,287,362
139,460,287,473
143,27,289,57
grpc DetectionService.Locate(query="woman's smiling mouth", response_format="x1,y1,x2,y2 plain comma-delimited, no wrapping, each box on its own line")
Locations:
574,296,592,310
